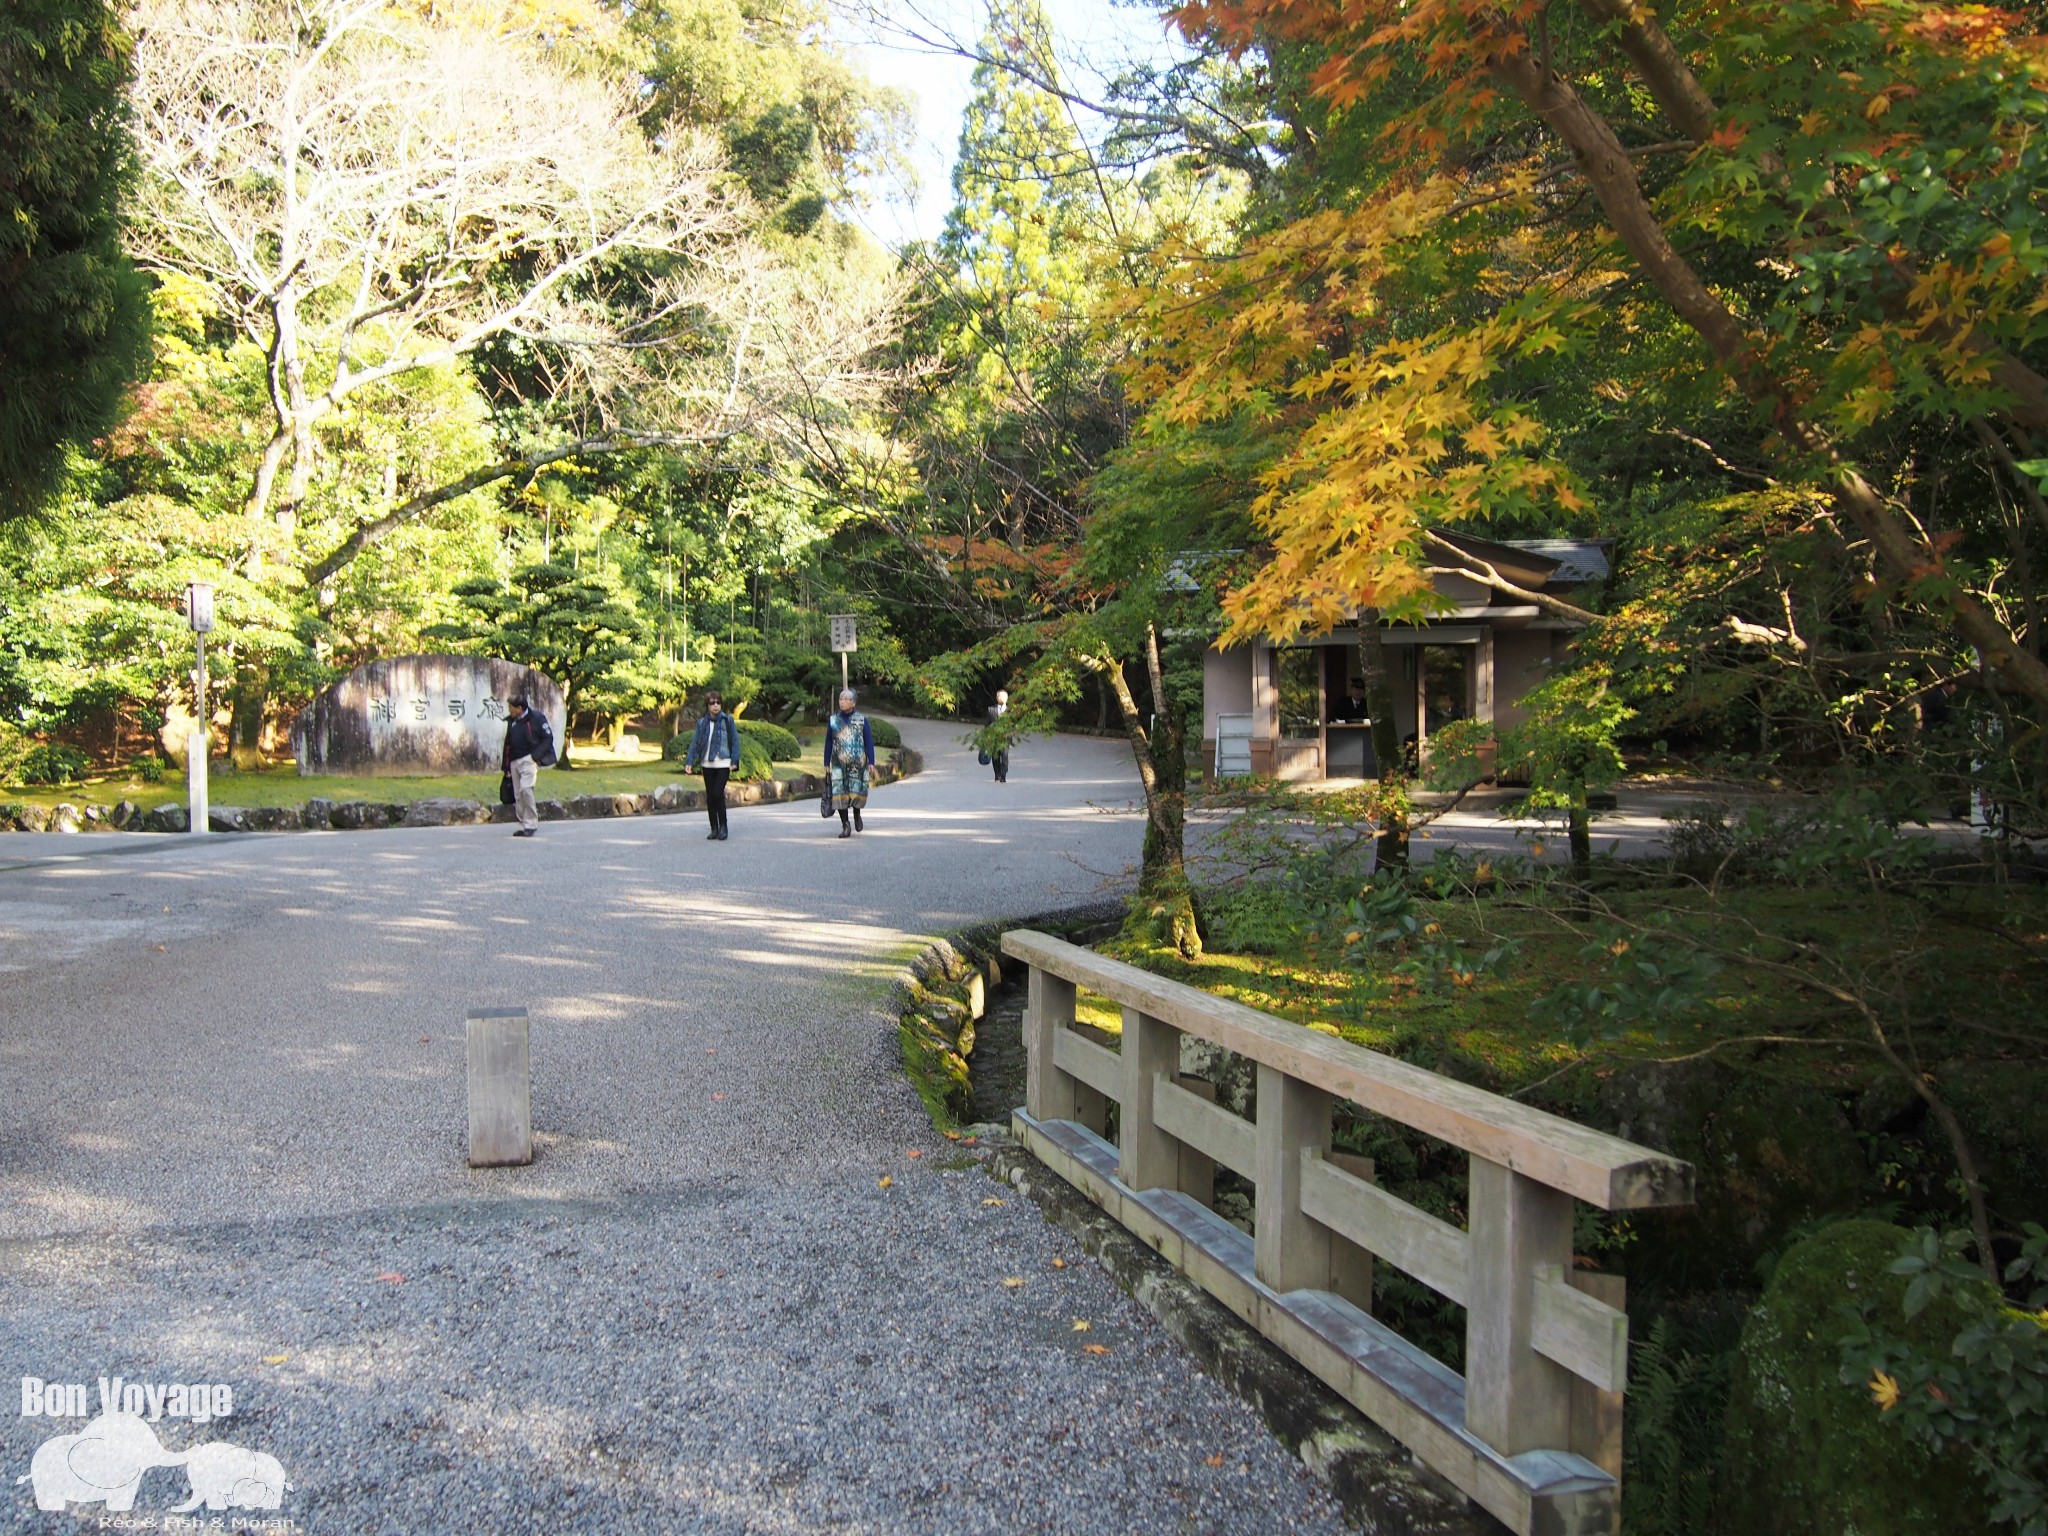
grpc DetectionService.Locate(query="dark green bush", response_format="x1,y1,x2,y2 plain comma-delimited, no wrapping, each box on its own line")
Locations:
869,716,902,750
131,755,166,783
18,743,89,785
737,717,802,761
1840,1224,2048,1535
1719,1219,1991,1536
0,722,30,783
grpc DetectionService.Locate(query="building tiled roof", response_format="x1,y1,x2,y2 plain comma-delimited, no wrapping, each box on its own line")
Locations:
1500,539,1610,585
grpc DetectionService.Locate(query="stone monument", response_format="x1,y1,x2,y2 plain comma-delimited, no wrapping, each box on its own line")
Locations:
291,656,567,776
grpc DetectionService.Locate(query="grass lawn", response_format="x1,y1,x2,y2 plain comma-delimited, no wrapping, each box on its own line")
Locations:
0,742,819,814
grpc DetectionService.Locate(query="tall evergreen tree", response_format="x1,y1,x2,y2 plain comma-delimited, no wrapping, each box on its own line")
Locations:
869,0,1122,638
941,0,1092,304
0,0,150,519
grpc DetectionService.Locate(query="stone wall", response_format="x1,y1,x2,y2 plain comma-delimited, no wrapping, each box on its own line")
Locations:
290,656,567,776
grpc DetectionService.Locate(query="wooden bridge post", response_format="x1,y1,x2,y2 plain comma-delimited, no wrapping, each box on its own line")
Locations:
1253,1064,1332,1293
1119,1007,1183,1191
1327,1151,1377,1313
1464,1155,1575,1455
1024,966,1079,1123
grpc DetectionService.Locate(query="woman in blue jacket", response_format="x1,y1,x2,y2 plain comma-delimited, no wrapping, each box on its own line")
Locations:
824,687,875,838
685,691,742,841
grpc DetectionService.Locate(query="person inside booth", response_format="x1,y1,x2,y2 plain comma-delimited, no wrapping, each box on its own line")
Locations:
1331,680,1369,723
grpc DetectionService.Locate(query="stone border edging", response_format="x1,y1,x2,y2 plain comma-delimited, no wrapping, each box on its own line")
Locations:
0,748,925,835
887,905,1493,1536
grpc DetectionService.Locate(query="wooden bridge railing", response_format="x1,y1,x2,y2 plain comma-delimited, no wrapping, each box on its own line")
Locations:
1000,929,1694,1536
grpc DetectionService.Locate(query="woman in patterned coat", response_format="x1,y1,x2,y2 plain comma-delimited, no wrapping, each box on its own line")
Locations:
824,688,876,838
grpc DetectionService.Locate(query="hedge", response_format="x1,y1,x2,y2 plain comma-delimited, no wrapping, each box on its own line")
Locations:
736,717,802,761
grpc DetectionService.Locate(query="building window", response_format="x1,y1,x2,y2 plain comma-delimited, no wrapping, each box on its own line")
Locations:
1420,646,1471,740
1277,647,1323,739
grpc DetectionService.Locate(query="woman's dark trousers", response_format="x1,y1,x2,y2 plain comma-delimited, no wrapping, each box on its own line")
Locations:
704,767,731,837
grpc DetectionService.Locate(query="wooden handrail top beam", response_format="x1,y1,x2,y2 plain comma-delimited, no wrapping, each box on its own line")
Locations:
1002,930,1693,1212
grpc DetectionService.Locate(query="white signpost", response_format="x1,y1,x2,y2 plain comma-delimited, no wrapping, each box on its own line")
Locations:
828,614,857,694
184,583,214,836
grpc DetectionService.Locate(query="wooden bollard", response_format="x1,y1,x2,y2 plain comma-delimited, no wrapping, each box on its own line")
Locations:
466,1006,532,1167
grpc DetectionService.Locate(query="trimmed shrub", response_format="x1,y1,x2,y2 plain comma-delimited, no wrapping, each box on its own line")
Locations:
734,732,773,782
869,716,902,750
736,717,802,761
662,732,690,762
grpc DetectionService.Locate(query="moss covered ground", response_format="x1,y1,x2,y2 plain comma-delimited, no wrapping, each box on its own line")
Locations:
1121,873,2045,1135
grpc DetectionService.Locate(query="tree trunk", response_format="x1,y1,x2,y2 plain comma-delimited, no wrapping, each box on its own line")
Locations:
1355,610,1409,871
1092,627,1202,958
228,665,267,771
1568,804,1593,879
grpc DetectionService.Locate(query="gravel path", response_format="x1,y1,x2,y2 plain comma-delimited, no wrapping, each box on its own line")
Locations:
0,723,1351,1534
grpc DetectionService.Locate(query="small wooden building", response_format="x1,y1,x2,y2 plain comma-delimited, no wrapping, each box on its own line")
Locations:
1201,535,1607,781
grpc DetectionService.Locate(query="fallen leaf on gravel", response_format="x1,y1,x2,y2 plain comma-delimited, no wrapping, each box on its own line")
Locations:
260,1355,288,1366
944,1130,961,1141
1001,1277,1025,1289
905,1148,922,1159
962,1136,979,1145
1070,1319,1090,1332
1082,1344,1111,1356
374,1272,404,1284
1205,1454,1225,1467
704,1048,716,1055
711,1093,726,1101
417,1036,430,1044
152,945,166,953
981,1198,1004,1207
1050,1258,1066,1269
877,1176,893,1189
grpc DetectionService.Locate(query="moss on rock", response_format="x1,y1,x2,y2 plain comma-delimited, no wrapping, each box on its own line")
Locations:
1717,1218,1991,1536
895,938,992,1131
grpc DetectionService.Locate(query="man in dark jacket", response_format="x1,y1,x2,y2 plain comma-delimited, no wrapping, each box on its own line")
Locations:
502,696,547,837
